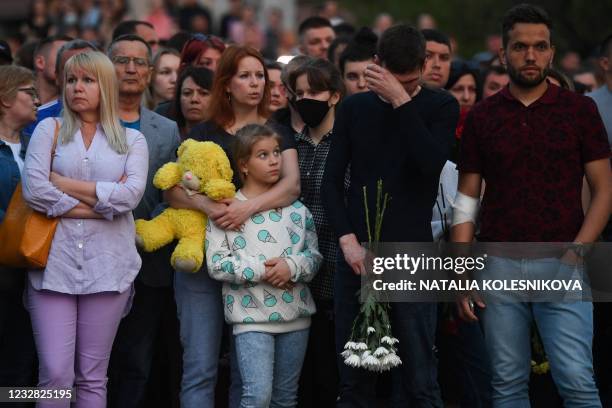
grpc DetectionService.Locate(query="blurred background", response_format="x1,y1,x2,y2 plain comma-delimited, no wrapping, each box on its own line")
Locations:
0,0,610,69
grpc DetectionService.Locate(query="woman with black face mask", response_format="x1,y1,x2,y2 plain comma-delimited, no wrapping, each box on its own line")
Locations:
288,58,346,407
291,59,343,142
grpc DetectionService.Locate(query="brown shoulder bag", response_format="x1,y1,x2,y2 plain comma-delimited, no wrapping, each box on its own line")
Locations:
0,119,61,269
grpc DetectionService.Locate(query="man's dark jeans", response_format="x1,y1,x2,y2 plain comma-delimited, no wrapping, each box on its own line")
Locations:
107,279,181,408
298,299,339,407
334,254,443,408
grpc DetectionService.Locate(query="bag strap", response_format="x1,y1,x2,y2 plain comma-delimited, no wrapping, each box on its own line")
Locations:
50,118,60,169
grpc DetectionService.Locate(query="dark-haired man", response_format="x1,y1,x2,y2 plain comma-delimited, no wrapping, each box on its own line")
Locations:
33,36,71,106
299,16,336,60
481,65,510,99
421,29,452,89
340,54,371,96
22,36,71,137
338,28,377,96
106,34,181,408
322,24,458,406
453,4,610,407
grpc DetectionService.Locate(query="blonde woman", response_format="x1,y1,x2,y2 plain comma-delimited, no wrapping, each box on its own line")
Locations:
22,51,148,408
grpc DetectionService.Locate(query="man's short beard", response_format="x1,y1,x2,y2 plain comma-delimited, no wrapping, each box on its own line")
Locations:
507,64,549,88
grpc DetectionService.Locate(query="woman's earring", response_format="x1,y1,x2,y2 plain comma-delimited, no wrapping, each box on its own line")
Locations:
227,92,231,102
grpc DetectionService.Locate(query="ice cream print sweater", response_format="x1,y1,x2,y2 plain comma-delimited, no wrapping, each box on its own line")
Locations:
206,191,323,335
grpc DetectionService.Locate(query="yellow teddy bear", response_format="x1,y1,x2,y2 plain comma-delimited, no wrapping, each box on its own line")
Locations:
135,139,235,273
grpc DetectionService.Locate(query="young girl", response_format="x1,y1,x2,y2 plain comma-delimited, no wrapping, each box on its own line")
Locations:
207,124,322,407
165,45,300,407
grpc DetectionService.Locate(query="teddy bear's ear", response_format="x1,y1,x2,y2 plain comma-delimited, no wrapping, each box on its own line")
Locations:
177,139,198,157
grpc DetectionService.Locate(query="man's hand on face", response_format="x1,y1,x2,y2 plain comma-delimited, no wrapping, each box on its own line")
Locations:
364,64,412,108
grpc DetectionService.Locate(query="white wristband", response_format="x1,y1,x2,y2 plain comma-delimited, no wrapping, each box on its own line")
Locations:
449,191,480,227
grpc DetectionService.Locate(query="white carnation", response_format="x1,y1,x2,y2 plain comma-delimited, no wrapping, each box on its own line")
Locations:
373,347,389,357
381,336,399,346
361,355,381,370
381,353,402,368
344,354,361,368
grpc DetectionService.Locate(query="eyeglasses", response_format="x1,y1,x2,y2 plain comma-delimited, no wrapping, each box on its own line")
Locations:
18,87,39,99
112,56,150,68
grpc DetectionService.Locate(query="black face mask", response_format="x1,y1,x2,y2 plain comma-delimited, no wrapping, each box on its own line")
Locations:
295,98,331,129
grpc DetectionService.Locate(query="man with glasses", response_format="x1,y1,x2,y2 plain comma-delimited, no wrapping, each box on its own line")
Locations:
105,34,181,408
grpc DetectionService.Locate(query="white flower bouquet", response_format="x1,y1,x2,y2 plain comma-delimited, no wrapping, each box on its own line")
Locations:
341,180,402,372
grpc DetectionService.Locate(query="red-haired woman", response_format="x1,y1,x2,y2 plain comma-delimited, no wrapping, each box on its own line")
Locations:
165,45,300,407
179,33,226,73
156,34,226,118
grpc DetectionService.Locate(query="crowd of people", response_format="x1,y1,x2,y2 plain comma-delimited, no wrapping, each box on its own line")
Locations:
0,1,611,408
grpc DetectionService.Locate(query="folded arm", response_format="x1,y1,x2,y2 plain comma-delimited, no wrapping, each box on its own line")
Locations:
216,148,301,229
164,186,229,221
93,134,149,220
62,202,104,219
22,118,79,217
206,219,266,284
49,172,98,207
